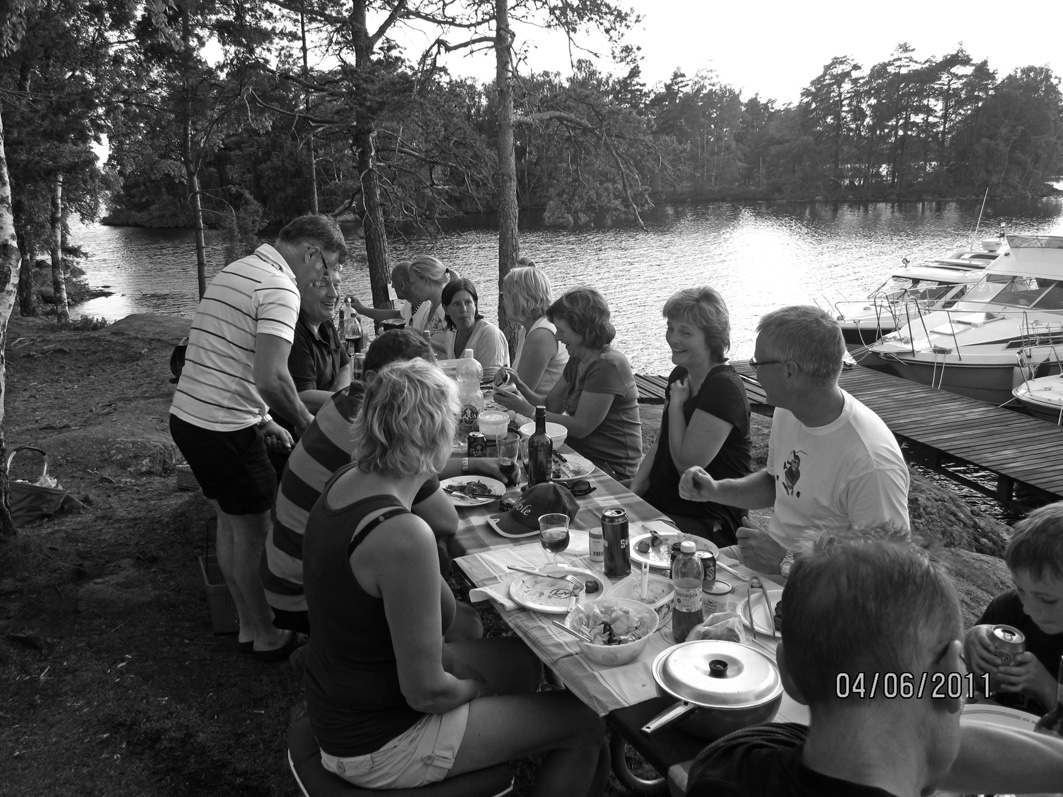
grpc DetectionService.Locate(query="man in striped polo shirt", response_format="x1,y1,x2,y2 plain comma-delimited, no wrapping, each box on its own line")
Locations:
170,214,347,662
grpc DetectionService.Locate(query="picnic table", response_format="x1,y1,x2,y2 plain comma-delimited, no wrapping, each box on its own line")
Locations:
450,450,808,795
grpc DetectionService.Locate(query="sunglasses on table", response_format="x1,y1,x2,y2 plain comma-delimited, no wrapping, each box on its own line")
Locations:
567,479,596,497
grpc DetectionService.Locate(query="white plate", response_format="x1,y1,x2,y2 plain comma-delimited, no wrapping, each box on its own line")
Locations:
551,453,595,482
629,528,719,570
509,566,609,614
962,703,1040,731
608,573,675,610
738,586,784,635
439,476,506,507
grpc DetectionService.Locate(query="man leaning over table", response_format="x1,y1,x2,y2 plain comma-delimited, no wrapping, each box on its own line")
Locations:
687,529,1063,797
679,305,909,576
169,214,346,663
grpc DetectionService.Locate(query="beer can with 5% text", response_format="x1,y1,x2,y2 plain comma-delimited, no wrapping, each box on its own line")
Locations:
601,508,630,579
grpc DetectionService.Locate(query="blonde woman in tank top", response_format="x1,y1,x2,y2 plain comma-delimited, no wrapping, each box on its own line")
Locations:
494,266,568,394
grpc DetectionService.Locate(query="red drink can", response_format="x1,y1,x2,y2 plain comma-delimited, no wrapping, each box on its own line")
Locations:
601,508,630,579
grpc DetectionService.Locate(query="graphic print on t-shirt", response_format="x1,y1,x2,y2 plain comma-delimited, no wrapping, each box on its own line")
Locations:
782,449,805,497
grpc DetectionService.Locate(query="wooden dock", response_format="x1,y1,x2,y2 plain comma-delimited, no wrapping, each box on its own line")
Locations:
724,362,1063,504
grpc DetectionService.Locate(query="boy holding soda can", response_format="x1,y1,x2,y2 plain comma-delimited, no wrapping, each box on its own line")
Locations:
965,501,1063,714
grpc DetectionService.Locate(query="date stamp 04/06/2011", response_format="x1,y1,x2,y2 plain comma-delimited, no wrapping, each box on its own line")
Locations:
835,671,991,700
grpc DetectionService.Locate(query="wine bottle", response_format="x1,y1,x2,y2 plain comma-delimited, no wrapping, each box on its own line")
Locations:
1035,656,1063,736
527,405,553,487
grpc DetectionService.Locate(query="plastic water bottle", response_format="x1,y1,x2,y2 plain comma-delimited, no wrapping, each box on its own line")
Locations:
672,541,704,643
456,349,483,438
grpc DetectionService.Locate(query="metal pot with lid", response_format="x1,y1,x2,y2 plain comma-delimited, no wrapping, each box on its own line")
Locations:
642,639,783,740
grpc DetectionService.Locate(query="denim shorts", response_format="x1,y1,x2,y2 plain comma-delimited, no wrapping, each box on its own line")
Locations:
320,704,470,789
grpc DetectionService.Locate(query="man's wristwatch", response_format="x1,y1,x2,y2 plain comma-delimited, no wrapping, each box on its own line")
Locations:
780,550,795,578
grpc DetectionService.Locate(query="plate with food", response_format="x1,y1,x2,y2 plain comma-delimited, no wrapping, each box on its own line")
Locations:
551,452,595,482
440,476,507,507
629,526,719,571
738,586,784,636
607,573,675,611
962,703,1040,731
509,566,608,614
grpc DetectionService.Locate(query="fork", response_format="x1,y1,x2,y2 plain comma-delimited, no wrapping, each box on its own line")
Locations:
506,565,587,597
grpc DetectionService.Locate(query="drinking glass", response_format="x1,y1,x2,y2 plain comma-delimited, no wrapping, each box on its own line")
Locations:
518,436,530,484
539,512,571,568
496,434,521,487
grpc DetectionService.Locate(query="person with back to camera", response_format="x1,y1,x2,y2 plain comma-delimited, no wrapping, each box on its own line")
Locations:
628,287,751,547
493,286,642,480
493,265,569,395
680,305,909,576
687,528,1063,797
406,254,460,353
965,500,1063,715
301,359,609,794
263,329,499,641
439,278,510,381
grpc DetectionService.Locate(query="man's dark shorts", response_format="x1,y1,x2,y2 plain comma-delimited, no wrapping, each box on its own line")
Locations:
170,415,277,515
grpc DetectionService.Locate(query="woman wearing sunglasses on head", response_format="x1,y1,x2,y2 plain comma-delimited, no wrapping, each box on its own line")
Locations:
301,360,609,795
494,286,642,480
628,287,752,547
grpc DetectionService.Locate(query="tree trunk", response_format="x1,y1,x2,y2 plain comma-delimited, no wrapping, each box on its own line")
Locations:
15,220,37,317
352,1,390,307
301,12,319,215
0,107,21,539
50,172,69,323
181,9,207,298
494,0,519,342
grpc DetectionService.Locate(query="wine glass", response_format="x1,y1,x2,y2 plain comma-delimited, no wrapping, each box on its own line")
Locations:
539,512,571,568
496,434,521,487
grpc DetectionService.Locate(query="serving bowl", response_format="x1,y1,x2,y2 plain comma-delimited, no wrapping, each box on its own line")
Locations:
518,420,568,449
564,597,659,667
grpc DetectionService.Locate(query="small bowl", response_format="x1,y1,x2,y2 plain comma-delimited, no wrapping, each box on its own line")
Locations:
518,421,568,449
564,597,659,667
478,411,510,438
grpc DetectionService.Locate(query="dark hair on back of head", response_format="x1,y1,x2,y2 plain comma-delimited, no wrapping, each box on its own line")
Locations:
364,329,434,373
1006,501,1063,582
276,214,348,263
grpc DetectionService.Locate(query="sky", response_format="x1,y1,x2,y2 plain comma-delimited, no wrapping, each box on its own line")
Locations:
416,0,1063,105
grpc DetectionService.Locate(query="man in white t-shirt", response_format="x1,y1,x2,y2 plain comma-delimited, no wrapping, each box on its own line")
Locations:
680,305,909,576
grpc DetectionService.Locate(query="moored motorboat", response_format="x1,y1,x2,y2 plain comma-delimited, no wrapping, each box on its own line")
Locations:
1013,374,1063,424
865,234,1063,405
827,238,1007,351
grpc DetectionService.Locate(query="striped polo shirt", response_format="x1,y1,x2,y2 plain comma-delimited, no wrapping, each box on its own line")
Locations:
170,245,300,431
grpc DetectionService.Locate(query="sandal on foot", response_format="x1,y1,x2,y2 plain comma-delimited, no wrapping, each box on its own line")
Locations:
252,632,306,664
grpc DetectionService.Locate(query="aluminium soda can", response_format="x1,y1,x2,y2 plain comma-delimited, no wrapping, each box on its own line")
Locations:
696,551,717,589
988,624,1026,695
466,432,488,458
601,508,630,579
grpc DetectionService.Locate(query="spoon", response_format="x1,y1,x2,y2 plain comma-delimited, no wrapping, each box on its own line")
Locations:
552,620,593,643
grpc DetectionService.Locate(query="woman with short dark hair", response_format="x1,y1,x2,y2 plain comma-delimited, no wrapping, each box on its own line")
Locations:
495,286,641,479
629,287,752,545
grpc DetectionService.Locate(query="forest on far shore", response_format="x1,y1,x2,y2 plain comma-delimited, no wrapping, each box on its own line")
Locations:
2,1,1063,322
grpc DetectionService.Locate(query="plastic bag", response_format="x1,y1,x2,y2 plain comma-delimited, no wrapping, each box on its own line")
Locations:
687,610,752,645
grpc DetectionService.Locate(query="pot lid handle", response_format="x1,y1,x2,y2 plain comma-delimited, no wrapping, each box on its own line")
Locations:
709,660,728,678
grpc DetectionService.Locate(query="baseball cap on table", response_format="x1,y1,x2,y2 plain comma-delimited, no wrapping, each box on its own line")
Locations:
489,483,579,539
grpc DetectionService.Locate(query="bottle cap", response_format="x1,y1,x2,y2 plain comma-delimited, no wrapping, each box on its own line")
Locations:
463,348,474,358
680,540,696,554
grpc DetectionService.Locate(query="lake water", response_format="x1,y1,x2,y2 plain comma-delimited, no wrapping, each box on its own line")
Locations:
68,198,1063,377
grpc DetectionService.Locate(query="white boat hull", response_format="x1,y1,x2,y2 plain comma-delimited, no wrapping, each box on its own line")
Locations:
1013,377,1063,424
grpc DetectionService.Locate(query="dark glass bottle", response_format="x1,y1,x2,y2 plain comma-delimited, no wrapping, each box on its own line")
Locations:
527,405,553,487
1035,656,1063,736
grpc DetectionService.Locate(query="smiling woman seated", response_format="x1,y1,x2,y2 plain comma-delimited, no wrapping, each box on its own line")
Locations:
440,278,510,380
